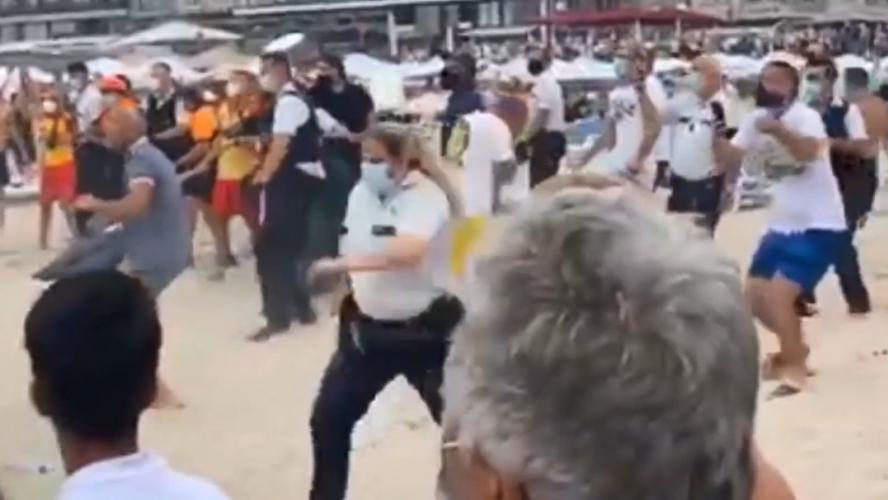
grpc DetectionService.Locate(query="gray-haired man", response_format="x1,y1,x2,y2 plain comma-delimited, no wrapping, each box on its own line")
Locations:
438,186,795,500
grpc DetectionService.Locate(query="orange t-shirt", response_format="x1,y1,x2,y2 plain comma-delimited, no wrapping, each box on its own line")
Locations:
37,115,75,168
188,105,219,143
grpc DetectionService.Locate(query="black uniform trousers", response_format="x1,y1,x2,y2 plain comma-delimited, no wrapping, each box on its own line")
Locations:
833,165,877,311
255,167,314,329
309,294,464,500
667,173,725,236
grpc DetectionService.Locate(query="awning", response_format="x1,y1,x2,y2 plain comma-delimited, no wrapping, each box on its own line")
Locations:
234,0,479,16
461,25,536,38
540,6,722,28
111,21,242,48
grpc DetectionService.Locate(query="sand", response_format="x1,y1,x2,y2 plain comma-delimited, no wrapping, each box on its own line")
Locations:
1,196,887,500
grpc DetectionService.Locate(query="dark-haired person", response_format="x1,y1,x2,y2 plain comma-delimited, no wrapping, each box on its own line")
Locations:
519,48,566,187
309,53,374,259
249,52,323,341
24,271,229,500
146,62,190,164
66,62,102,134
438,60,484,156
724,61,847,396
803,57,877,315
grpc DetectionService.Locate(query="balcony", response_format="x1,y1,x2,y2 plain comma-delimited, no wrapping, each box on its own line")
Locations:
0,0,129,15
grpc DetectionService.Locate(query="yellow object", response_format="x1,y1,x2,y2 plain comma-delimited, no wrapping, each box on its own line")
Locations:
216,103,258,181
38,116,75,168
449,216,489,278
445,118,469,166
189,105,219,142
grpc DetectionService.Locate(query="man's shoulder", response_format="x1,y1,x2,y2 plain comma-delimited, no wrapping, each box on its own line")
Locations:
162,469,231,500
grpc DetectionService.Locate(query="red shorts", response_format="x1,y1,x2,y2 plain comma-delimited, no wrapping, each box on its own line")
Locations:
40,162,76,204
212,179,256,224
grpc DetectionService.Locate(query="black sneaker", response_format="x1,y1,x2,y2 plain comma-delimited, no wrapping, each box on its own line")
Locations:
849,302,872,316
248,325,289,343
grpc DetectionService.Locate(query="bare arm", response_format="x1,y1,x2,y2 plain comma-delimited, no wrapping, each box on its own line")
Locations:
769,123,823,163
344,235,430,271
522,107,549,141
575,119,616,167
254,134,291,183
634,88,662,165
85,182,153,222
153,124,188,141
831,137,877,159
175,141,210,170
751,443,796,500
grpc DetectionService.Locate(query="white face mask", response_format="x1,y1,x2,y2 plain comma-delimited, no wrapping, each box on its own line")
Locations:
42,100,58,114
226,82,243,97
202,90,219,104
150,77,164,93
101,94,120,109
260,74,278,93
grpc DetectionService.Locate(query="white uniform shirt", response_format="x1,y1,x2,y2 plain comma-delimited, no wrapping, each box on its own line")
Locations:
71,83,103,131
646,75,671,163
342,170,450,320
461,111,524,216
732,101,847,233
663,92,720,181
531,71,566,132
605,85,656,178
272,82,323,177
58,452,229,500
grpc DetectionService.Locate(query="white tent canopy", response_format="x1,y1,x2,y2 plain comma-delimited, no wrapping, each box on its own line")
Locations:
86,57,128,77
263,33,306,54
111,21,241,48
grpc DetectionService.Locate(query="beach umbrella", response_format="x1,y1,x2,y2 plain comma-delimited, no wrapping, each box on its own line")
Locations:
263,33,306,54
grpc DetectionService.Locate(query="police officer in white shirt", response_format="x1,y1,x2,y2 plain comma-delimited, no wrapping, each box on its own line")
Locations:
306,125,464,500
576,41,662,187
249,52,323,342
801,55,877,314
725,60,847,396
662,55,735,234
520,48,566,187
25,272,229,500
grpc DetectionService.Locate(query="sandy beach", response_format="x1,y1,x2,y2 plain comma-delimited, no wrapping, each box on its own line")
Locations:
1,195,887,500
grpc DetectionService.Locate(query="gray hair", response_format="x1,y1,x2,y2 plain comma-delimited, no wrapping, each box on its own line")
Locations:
444,189,759,500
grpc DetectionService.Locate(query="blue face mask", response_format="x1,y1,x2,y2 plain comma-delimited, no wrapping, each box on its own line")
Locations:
361,161,399,199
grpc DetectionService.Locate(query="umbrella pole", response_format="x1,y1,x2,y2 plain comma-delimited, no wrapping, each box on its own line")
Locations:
387,10,398,58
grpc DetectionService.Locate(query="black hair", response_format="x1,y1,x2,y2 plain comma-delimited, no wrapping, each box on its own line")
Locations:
763,60,801,99
261,51,291,73
318,53,346,78
115,74,132,91
805,54,838,81
845,67,870,92
181,87,203,107
66,62,88,76
24,271,161,440
151,61,172,74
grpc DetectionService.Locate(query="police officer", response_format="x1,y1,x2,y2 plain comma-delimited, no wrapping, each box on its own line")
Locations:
249,52,322,342
306,125,464,500
145,62,190,163
803,55,877,314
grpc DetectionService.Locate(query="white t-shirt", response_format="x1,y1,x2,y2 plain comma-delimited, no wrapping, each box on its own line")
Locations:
646,75,671,163
531,71,566,132
663,92,720,181
343,170,450,320
732,102,846,233
461,111,524,216
72,83,103,131
604,85,656,179
272,83,310,136
58,452,228,500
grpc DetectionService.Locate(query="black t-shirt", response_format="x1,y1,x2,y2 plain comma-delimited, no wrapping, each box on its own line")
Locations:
309,83,374,134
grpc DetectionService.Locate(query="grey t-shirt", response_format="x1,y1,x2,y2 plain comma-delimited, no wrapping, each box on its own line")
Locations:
123,139,190,275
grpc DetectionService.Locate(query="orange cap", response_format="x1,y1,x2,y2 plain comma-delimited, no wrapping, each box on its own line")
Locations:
99,75,127,93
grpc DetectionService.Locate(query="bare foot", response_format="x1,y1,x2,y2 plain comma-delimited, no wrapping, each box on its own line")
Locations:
768,363,809,399
761,347,813,381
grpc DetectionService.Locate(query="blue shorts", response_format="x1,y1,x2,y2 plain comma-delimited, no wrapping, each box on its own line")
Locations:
748,230,846,294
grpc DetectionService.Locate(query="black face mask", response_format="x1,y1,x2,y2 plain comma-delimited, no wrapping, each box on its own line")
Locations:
440,71,459,91
755,84,789,109
527,59,545,76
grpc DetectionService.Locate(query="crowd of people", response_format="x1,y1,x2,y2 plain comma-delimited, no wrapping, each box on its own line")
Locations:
2,31,885,500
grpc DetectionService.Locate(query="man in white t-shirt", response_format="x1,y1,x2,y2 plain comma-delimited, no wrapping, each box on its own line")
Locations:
520,49,566,187
24,272,229,500
576,41,662,187
662,55,735,234
448,98,524,217
727,61,847,396
801,56,877,315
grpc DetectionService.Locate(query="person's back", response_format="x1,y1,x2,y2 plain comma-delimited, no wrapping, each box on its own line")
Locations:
123,140,190,277
24,271,230,500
